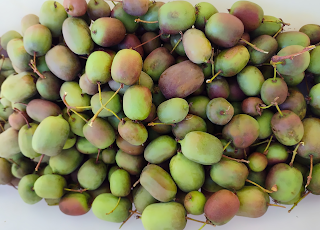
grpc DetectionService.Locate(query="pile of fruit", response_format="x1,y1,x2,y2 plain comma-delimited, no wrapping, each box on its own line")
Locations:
1,0,320,229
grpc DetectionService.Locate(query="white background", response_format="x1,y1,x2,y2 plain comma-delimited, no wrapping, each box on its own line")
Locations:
0,0,320,230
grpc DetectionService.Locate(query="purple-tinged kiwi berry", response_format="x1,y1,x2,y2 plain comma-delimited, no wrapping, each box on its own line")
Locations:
59,192,91,216
248,35,278,65
271,110,304,146
141,32,161,55
227,78,246,102
206,76,230,100
279,89,306,120
204,189,240,226
45,45,81,81
229,1,264,32
205,13,244,48
79,73,98,96
116,136,145,156
172,114,207,140
122,0,149,16
260,77,288,106
118,118,148,146
241,97,264,117
158,60,204,99
248,152,268,172
111,49,143,86
87,0,111,21
63,0,87,17
8,110,31,131
115,149,146,176
91,17,126,47
149,118,172,135
143,47,175,81
206,98,234,125
21,14,39,36
158,1,196,35
222,114,259,149
26,99,62,123
118,34,144,58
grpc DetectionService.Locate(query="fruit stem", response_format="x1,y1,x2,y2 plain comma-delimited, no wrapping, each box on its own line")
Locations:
273,25,285,38
119,209,136,229
0,116,7,123
29,52,46,79
170,31,183,54
8,159,20,167
274,102,283,117
263,135,273,155
186,217,215,227
132,32,163,50
147,122,173,126
96,149,101,164
0,123,4,132
106,197,121,215
240,39,269,54
267,203,286,208
35,154,44,171
134,18,158,24
288,191,311,213
289,142,305,167
89,84,124,127
222,155,250,164
64,188,88,193
198,222,207,230
245,179,275,193
206,70,222,83
262,18,290,26
132,179,140,188
62,93,89,123
251,139,271,147
305,155,314,188
271,45,316,63
129,210,142,216
222,140,232,151
13,108,31,128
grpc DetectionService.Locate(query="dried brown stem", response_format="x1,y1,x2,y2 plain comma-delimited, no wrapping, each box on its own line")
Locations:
29,52,45,79
14,108,31,128
129,210,142,216
271,45,316,63
289,142,305,167
35,154,44,171
267,203,286,208
119,209,135,229
222,155,250,164
134,18,158,24
64,188,88,193
240,39,269,54
305,155,314,188
96,149,101,164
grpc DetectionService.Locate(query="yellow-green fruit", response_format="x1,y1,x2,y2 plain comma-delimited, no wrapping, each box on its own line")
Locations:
0,128,20,158
141,202,187,230
110,169,131,197
92,193,132,223
34,174,67,199
32,115,70,157
18,174,42,204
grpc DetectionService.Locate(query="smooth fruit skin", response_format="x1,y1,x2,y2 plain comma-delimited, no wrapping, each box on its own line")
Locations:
206,98,234,125
248,152,268,172
204,189,240,226
184,191,206,215
276,31,310,50
271,110,304,146
0,128,21,158
32,115,70,157
92,193,132,223
172,114,207,139
39,1,68,37
307,163,320,194
170,152,205,192
236,186,270,218
157,98,189,124
141,202,187,230
237,66,265,96
299,24,320,44
265,163,303,203
210,158,249,190
140,164,177,202
194,2,218,30
158,1,196,35
182,28,212,64
214,45,250,77
59,192,90,216
62,17,94,55
87,0,111,21
85,51,112,84
0,158,13,185
7,38,32,71
205,13,244,48
256,110,274,139
18,174,42,205
123,0,149,16
34,174,67,199
123,85,152,121
222,114,260,149
77,158,107,190
179,131,223,165
133,185,157,213
140,2,164,31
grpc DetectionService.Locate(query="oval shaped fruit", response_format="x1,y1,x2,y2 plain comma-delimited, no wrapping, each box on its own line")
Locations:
141,202,187,230
34,174,67,199
59,192,90,216
0,158,13,185
63,0,87,17
0,128,21,158
118,119,148,146
110,169,131,197
140,2,164,31
23,24,52,56
172,114,207,139
206,98,234,125
18,174,42,204
276,31,310,50
7,39,32,71
133,185,157,213
194,2,218,30
237,66,265,96
140,164,177,202
157,98,189,124
85,51,112,84
87,0,111,21
184,191,206,215
115,149,146,175
26,99,62,123
179,131,223,165
62,17,94,55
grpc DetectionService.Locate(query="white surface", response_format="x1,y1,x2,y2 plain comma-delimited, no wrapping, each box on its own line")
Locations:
1,0,320,230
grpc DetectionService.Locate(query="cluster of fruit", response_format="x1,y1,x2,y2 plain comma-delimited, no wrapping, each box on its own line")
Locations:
1,0,320,229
